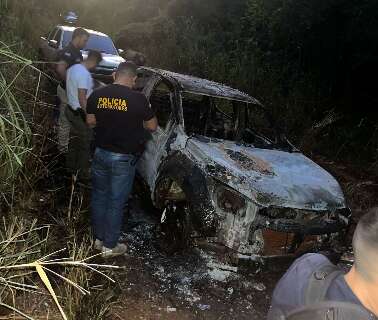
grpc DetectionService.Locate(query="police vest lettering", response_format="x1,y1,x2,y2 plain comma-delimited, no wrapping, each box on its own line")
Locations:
97,97,128,111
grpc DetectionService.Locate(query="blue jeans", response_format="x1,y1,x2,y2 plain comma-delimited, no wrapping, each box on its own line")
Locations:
91,148,137,249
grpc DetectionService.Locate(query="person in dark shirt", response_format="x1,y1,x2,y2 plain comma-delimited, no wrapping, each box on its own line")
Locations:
56,27,89,79
268,207,378,319
86,62,157,258
56,28,89,154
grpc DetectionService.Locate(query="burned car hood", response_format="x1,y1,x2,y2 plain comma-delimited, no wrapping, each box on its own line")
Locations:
187,137,346,211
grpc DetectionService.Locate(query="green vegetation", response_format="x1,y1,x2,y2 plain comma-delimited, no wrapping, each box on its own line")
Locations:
0,14,33,200
76,0,378,167
0,213,117,319
118,0,377,167
0,3,117,318
7,0,377,166
0,50,32,201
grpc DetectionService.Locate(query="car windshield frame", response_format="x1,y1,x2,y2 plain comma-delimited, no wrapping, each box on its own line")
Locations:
180,91,244,140
62,31,118,55
180,90,283,148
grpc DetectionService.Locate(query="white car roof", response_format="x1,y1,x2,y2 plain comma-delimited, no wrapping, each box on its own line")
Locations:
59,25,108,37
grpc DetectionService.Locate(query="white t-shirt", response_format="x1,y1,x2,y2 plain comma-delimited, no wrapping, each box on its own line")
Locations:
66,64,93,110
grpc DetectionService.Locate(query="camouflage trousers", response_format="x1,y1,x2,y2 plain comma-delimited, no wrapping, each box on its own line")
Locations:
57,85,70,153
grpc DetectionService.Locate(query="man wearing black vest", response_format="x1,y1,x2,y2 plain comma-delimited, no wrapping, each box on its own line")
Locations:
56,27,89,154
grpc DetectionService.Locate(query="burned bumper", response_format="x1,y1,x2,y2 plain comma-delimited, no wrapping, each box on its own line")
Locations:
255,207,350,235
214,202,350,256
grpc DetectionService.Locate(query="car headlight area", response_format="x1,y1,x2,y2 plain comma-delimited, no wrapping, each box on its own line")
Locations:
216,185,247,215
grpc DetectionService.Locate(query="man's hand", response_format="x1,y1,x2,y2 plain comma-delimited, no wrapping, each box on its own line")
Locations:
143,116,158,132
86,114,96,128
78,88,88,111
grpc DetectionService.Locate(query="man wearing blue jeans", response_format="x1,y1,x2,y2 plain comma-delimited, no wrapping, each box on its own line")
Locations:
86,62,157,258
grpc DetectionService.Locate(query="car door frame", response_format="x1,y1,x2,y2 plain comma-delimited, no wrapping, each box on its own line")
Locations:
40,27,58,60
46,27,60,59
138,74,179,192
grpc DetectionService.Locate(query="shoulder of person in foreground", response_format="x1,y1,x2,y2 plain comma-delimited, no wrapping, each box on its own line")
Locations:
267,253,333,319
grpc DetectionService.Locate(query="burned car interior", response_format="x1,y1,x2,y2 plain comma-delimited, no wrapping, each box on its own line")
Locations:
182,92,291,151
182,93,237,141
149,81,174,130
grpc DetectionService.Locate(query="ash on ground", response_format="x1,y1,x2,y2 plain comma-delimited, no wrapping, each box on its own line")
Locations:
109,196,287,320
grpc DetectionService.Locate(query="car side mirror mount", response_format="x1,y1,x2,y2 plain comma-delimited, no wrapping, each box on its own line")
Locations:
41,36,47,41
117,48,124,55
48,39,58,48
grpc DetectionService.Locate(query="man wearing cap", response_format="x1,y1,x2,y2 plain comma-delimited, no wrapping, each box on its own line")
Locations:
86,62,157,258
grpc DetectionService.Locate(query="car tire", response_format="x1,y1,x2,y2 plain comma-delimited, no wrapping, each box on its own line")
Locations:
154,176,193,254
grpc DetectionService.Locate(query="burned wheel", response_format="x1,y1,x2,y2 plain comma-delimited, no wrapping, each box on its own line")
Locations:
156,201,192,254
154,177,193,254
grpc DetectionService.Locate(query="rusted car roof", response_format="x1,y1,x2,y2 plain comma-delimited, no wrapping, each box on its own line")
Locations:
141,67,261,104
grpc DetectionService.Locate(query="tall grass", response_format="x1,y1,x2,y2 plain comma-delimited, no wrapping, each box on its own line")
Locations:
0,43,36,204
0,0,58,205
0,216,49,317
0,5,119,319
0,215,118,319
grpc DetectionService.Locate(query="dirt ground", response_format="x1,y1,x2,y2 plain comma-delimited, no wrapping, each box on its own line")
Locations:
16,152,374,320
10,186,287,320
100,157,376,320
97,157,378,320
105,194,289,320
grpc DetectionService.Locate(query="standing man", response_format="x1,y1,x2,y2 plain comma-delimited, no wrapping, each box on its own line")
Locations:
56,27,89,155
86,62,157,258
66,50,103,182
268,207,378,320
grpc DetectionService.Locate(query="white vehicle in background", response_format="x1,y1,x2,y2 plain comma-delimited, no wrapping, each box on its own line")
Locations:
39,25,125,83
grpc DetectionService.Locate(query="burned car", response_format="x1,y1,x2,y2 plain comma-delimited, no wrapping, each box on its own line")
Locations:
136,67,350,258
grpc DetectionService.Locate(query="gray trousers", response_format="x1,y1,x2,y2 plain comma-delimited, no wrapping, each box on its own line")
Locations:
57,85,70,153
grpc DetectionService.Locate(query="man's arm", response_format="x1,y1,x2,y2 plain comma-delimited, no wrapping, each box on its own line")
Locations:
141,100,158,132
86,93,96,128
78,88,88,111
144,116,158,132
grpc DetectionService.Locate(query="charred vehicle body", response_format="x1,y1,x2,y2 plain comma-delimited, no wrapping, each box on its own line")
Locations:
136,67,350,258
